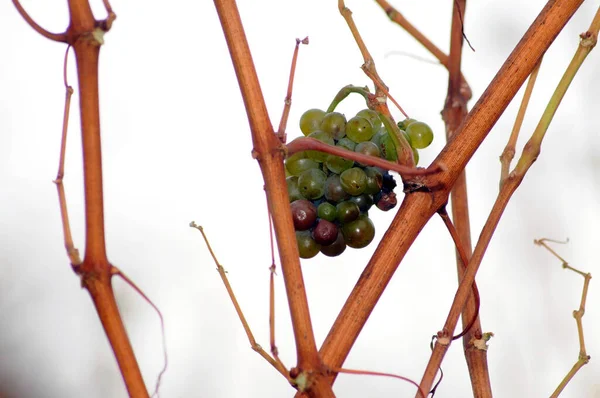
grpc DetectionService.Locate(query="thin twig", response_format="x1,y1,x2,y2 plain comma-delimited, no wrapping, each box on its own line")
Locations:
190,222,290,380
54,45,81,266
277,37,308,143
534,238,592,397
334,367,427,398
500,58,543,186
111,268,169,398
266,206,286,371
12,0,67,42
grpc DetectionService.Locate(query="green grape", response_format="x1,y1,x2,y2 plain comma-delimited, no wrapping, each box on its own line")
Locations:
370,126,387,147
297,168,327,200
349,193,374,213
340,167,367,195
397,118,417,131
356,109,382,131
317,202,337,222
312,219,339,246
287,176,305,202
285,157,319,176
324,174,350,203
300,109,326,136
405,121,434,149
320,112,347,139
325,145,354,174
320,231,347,257
401,129,412,147
306,130,335,162
296,230,321,259
379,132,398,162
363,167,383,195
413,147,419,165
346,116,375,143
337,137,356,151
342,214,375,249
355,141,381,162
336,200,360,224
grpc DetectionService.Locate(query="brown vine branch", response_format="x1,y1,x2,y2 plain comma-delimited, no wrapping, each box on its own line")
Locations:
212,3,331,395
286,137,442,177
417,4,595,394
442,0,492,395
534,238,592,397
14,0,148,395
190,222,290,380
314,0,583,391
500,58,543,186
278,37,309,143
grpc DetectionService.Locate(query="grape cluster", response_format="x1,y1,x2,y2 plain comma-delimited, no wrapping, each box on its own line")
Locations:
286,108,434,259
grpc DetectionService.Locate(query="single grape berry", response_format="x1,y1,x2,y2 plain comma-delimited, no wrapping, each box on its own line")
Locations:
324,174,350,203
405,121,434,149
363,167,383,195
337,137,356,151
355,141,381,163
290,199,317,230
317,202,337,222
356,109,382,131
296,230,321,259
342,215,375,249
340,167,367,196
336,200,360,224
320,231,347,257
376,191,397,211
287,176,304,202
320,112,347,139
325,145,354,174
379,132,398,162
285,157,319,176
300,109,326,136
349,194,374,213
397,118,417,131
306,130,335,162
312,219,339,246
297,168,327,200
346,116,375,143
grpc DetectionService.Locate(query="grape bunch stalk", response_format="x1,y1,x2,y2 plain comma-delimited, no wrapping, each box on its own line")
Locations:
286,107,434,259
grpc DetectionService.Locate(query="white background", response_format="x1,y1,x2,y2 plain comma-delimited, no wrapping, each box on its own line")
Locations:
1,1,599,397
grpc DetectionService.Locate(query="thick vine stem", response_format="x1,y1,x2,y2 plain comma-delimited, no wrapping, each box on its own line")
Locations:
212,1,332,396
15,0,148,395
442,1,492,396
310,0,584,389
417,2,593,394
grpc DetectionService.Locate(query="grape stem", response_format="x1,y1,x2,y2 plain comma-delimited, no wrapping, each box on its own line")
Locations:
285,137,441,178
337,0,415,166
